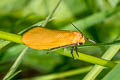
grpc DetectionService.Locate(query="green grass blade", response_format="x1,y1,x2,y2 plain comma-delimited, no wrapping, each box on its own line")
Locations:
102,63,120,80
108,0,120,7
0,31,23,44
21,66,92,80
18,17,56,35
7,70,22,80
55,49,116,68
83,45,120,80
78,40,120,47
63,9,114,31
0,40,10,49
42,0,62,27
3,47,28,80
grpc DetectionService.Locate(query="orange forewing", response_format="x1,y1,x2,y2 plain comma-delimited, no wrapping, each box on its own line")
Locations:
22,27,85,49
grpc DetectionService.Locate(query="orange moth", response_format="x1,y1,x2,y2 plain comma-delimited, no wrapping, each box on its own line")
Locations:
22,24,96,59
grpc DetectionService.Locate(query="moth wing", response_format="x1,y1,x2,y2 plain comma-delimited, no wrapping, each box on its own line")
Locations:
22,27,77,49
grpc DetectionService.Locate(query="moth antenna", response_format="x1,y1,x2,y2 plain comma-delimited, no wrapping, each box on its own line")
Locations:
85,38,96,44
70,22,96,44
70,23,83,37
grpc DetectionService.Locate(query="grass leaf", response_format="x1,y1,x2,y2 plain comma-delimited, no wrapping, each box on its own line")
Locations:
102,63,120,80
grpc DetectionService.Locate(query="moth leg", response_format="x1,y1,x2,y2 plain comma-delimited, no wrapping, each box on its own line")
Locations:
71,46,75,60
46,49,52,54
75,45,79,57
47,44,75,54
47,46,68,54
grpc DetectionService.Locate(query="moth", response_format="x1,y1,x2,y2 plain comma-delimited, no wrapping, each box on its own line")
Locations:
22,23,96,59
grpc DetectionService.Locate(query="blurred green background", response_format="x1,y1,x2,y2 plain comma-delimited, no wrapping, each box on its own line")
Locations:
0,0,120,80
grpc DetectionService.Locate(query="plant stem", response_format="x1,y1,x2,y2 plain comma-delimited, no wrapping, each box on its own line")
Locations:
3,47,28,80
83,45,120,80
0,31,23,44
0,40,10,49
7,70,22,80
55,49,116,68
42,0,62,27
22,66,92,80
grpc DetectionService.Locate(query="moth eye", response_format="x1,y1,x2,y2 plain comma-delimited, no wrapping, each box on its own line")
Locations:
79,43,83,45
